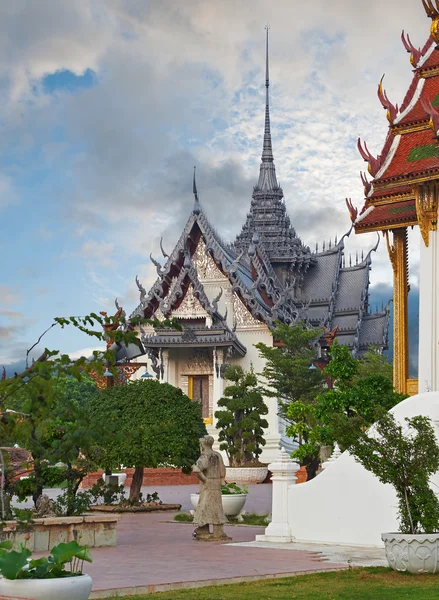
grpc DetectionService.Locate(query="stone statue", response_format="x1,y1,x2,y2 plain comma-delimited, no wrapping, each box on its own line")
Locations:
192,435,230,541
35,494,56,518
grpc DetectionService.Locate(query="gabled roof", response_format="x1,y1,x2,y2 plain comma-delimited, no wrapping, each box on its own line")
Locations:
131,199,299,328
352,7,439,233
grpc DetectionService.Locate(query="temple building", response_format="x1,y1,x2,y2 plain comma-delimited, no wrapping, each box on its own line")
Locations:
124,29,388,461
351,0,439,396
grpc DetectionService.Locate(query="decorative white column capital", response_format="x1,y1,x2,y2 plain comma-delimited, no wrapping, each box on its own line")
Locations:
268,447,300,480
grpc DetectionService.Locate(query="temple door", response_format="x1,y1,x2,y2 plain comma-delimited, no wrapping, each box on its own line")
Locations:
190,375,209,418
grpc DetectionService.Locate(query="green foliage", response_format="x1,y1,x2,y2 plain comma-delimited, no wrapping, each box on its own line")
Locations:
335,413,439,534
316,341,405,451
324,341,358,388
355,347,393,382
53,490,92,517
0,540,92,580
85,379,206,475
89,479,126,506
174,512,194,522
221,482,248,495
0,310,182,517
256,323,324,474
215,365,268,467
256,322,324,416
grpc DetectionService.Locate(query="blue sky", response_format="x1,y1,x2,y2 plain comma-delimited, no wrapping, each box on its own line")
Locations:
0,0,429,373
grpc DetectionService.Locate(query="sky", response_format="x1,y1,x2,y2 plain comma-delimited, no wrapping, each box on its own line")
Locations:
0,0,427,375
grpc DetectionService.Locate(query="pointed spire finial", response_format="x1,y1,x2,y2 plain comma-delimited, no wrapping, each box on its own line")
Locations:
193,166,201,214
256,25,279,193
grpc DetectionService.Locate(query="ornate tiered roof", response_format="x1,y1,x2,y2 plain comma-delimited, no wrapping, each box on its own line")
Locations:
352,3,439,237
130,28,388,358
234,28,313,282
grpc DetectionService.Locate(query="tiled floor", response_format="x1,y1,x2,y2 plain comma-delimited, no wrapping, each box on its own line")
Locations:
21,484,346,597
84,511,345,596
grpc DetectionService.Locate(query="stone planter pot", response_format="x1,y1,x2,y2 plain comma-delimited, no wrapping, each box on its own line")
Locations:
190,493,247,517
382,532,439,573
225,466,268,485
1,514,120,551
0,573,92,600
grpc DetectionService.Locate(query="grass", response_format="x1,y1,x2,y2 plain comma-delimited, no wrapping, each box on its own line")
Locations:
115,568,439,599
173,512,269,526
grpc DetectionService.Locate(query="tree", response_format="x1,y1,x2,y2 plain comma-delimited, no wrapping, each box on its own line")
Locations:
85,380,206,503
354,346,393,382
256,322,324,478
0,311,180,518
317,341,406,449
335,412,439,534
256,322,324,418
215,365,268,467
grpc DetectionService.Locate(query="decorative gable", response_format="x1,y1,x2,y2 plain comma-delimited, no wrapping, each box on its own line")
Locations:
193,238,227,281
170,284,209,320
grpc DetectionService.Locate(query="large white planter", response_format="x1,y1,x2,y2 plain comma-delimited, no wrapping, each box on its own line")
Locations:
0,573,93,600
225,466,268,485
190,493,247,517
382,532,439,574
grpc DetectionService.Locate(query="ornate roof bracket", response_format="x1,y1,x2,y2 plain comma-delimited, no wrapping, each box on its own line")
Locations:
401,30,422,67
160,237,170,259
378,74,399,123
357,138,382,176
150,253,165,278
415,181,439,246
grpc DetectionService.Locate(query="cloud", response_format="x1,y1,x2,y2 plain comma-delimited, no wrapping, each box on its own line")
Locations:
0,309,22,321
0,285,21,306
0,0,429,363
74,240,115,267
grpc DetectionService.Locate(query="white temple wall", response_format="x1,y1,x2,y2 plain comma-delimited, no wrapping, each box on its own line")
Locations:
418,229,439,392
259,392,439,547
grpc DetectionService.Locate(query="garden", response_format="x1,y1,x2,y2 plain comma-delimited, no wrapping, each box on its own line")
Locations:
1,315,439,598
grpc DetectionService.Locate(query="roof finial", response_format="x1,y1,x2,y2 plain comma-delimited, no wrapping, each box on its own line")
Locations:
193,166,201,214
256,25,279,192
422,0,439,47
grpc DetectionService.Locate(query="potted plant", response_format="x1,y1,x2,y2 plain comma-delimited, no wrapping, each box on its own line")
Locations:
0,539,93,600
215,365,268,485
190,482,248,517
337,411,439,574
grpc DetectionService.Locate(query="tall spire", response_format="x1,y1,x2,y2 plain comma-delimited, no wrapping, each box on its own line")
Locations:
257,25,278,192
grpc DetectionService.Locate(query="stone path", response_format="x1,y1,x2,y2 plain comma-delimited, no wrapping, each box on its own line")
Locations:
86,512,346,598
19,485,386,597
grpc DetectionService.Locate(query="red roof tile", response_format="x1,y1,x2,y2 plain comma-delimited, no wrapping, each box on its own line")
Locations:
398,76,439,125
356,200,417,231
377,128,439,180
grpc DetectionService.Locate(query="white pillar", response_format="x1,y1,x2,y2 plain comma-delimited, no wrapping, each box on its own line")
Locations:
419,229,439,392
161,349,169,383
256,448,299,543
212,348,225,421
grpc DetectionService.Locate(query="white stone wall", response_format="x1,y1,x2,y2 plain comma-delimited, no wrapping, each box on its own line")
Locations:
263,392,439,547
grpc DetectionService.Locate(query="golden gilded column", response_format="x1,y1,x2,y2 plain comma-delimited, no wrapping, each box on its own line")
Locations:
385,228,409,394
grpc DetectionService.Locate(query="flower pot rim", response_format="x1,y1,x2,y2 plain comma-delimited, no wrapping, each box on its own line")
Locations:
381,531,439,537
226,464,268,468
0,573,92,581
190,492,248,497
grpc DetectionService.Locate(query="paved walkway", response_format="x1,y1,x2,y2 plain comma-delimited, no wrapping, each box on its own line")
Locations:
22,485,387,597
86,512,346,598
